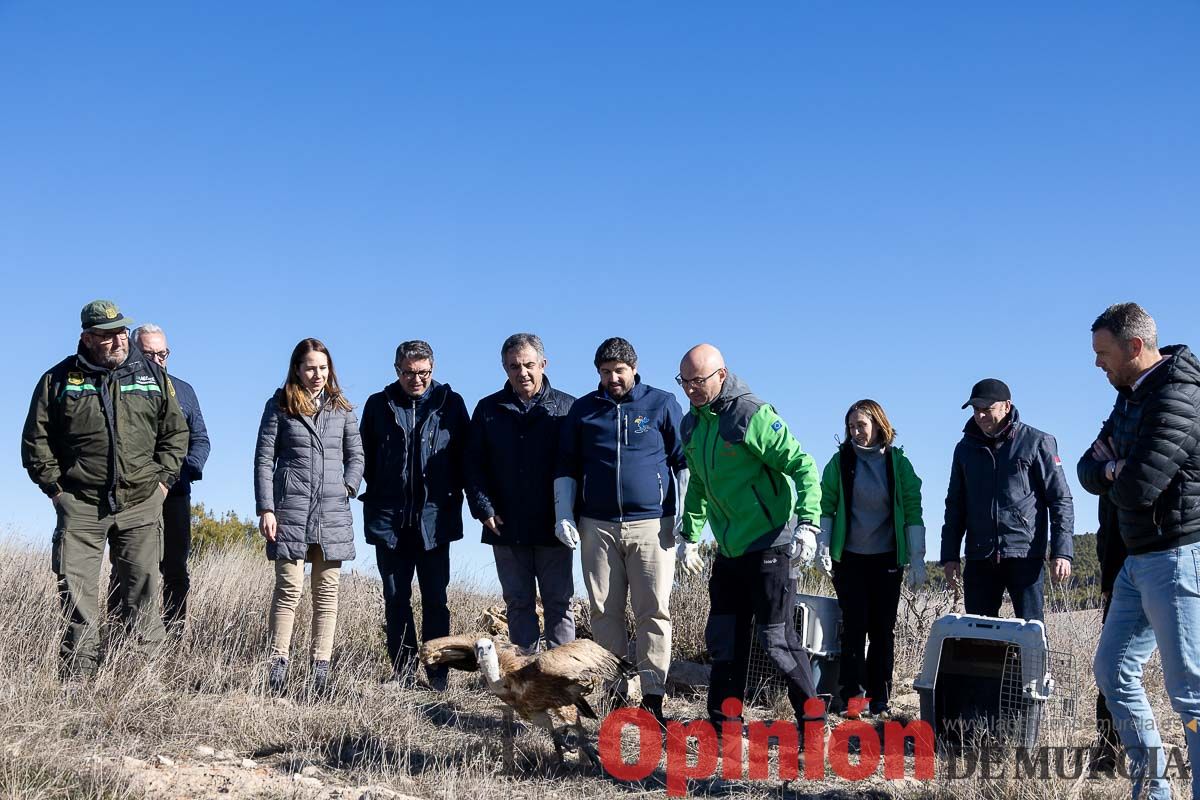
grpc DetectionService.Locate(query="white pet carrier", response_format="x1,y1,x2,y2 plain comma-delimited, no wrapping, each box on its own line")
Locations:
914,614,1072,749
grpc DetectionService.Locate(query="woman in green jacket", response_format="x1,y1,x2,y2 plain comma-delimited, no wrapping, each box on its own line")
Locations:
817,399,925,717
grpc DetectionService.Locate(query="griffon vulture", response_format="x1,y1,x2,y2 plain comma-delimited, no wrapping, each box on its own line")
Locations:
420,634,633,765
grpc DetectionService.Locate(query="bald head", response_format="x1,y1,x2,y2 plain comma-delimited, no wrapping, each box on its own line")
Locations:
681,343,724,374
678,343,728,407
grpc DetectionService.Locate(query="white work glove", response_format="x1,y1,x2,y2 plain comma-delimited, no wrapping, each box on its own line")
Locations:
905,524,927,590
672,468,690,539
814,517,834,577
789,521,819,566
555,519,579,549
675,535,703,575
553,477,580,550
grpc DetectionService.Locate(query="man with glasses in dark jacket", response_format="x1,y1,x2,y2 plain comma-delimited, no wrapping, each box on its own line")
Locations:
939,378,1074,622
1081,303,1200,800
359,340,470,690
105,323,210,634
466,333,577,653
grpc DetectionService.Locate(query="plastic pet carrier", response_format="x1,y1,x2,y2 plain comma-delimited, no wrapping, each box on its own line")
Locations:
745,593,842,709
914,614,1074,749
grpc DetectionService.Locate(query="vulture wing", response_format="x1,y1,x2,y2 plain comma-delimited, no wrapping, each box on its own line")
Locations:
533,639,635,684
506,639,635,714
420,633,488,672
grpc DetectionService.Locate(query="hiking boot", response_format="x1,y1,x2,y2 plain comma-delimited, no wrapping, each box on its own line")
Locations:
383,663,420,689
60,658,99,684
312,660,331,697
641,693,669,728
843,696,871,719
1088,743,1119,775
268,656,288,694
427,669,449,692
605,685,631,709
712,718,748,758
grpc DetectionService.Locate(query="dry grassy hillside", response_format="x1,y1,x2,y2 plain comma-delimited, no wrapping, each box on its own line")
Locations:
0,541,1187,799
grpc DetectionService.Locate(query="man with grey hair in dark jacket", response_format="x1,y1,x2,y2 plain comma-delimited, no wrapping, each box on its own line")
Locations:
939,378,1074,621
466,333,577,653
106,323,210,633
1081,302,1200,800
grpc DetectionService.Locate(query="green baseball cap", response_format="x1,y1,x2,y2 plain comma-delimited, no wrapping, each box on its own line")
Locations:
80,299,134,331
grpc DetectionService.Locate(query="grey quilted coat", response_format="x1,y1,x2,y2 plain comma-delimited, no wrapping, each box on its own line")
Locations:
254,389,365,561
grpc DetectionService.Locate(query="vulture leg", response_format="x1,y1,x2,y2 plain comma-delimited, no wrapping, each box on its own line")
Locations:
530,711,569,765
501,707,516,770
572,718,601,770
574,696,599,720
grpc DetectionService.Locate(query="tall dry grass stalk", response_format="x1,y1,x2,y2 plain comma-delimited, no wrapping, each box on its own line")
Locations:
0,539,1188,799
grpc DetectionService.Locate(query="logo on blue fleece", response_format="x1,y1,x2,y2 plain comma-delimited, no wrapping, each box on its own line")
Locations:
632,415,651,434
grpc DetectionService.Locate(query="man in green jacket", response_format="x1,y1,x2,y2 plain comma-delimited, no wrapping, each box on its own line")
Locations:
675,343,824,733
22,300,189,677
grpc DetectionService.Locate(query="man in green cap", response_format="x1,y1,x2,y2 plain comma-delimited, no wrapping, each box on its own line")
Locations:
22,300,189,677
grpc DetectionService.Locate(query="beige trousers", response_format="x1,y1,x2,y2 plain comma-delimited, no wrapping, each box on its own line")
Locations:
269,544,342,661
579,516,675,695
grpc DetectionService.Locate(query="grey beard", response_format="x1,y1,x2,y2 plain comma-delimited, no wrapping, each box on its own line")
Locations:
87,346,126,369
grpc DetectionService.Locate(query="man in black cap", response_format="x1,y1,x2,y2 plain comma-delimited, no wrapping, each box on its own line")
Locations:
22,300,189,677
939,378,1074,621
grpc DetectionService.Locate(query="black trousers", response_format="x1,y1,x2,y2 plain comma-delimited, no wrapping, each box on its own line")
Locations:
1096,593,1120,754
963,555,1045,621
107,493,192,629
159,494,192,627
376,541,451,679
831,550,903,712
706,545,822,726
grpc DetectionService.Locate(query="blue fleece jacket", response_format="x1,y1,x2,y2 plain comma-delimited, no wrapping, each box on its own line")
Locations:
556,376,686,522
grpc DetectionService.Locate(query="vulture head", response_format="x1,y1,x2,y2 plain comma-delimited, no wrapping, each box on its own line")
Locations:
474,637,503,684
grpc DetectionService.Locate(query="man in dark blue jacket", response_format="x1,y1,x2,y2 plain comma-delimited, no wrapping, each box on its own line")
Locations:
359,340,469,690
939,378,1074,621
466,333,576,653
555,337,688,724
107,323,210,632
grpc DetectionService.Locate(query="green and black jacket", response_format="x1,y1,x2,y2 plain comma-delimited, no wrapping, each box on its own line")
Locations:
22,345,189,510
819,442,924,566
680,373,821,558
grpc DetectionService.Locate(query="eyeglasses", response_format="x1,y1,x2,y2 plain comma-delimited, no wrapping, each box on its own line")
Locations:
142,348,170,360
88,328,128,342
675,369,722,389
398,368,432,380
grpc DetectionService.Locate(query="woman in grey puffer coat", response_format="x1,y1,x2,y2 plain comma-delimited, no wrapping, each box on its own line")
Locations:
255,338,364,695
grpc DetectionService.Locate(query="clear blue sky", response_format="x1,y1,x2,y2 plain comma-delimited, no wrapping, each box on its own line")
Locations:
2,3,1197,589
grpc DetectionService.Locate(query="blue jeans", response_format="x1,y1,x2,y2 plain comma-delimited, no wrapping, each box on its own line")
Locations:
1094,541,1200,800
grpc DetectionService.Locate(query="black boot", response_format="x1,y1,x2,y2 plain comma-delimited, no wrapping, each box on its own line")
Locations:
605,684,631,709
641,693,668,727
383,661,419,688
426,667,449,692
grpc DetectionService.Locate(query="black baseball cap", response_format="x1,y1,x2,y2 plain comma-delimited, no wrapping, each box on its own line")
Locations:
962,378,1011,409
